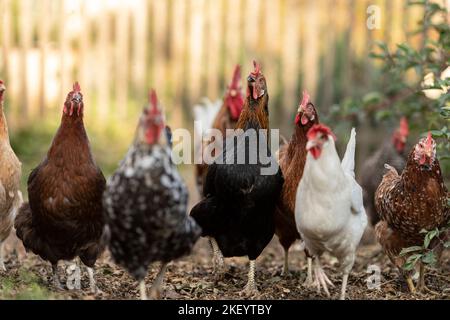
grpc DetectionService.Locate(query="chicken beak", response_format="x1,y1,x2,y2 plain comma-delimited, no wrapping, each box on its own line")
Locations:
71,92,82,104
0,83,5,93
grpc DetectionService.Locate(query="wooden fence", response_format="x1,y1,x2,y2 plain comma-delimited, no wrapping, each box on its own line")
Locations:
0,0,429,131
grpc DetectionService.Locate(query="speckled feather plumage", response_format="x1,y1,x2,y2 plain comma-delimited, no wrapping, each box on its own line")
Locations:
375,150,449,268
103,144,201,281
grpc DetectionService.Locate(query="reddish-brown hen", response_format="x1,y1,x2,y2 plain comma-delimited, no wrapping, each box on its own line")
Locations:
15,83,106,292
375,133,449,292
275,90,319,275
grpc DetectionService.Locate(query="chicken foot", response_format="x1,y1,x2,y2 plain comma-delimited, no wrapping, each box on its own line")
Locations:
149,263,168,300
340,273,349,300
240,259,259,297
209,237,225,275
312,258,334,297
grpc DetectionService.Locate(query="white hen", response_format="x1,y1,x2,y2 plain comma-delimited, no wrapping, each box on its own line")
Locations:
295,124,367,300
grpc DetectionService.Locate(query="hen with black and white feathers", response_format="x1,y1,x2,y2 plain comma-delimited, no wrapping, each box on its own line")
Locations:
103,90,201,299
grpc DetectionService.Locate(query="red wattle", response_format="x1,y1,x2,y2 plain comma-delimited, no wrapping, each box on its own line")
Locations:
301,114,309,125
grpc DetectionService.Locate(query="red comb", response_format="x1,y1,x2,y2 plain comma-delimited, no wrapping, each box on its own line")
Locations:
307,124,336,141
250,60,261,77
73,82,81,92
425,131,433,148
230,65,241,89
399,117,409,136
148,89,160,115
300,90,310,109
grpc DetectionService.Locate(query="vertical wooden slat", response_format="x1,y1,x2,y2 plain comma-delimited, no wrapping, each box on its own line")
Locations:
218,0,228,90
171,0,186,127
206,0,220,99
152,0,168,98
131,0,148,97
115,5,130,118
188,0,204,105
321,0,336,110
59,0,70,108
180,0,192,120
96,0,110,121
302,0,319,99
281,0,301,131
38,0,50,116
79,1,91,113
1,0,12,88
19,0,33,122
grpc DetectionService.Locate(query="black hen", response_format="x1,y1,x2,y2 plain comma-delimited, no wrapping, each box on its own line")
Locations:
103,90,201,299
190,61,283,296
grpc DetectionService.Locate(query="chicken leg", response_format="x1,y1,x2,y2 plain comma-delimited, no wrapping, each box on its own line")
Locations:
87,267,102,294
281,249,289,276
149,263,168,300
209,237,225,275
312,257,334,297
304,257,313,286
139,280,148,300
52,263,63,289
0,241,6,271
240,259,259,297
340,273,349,300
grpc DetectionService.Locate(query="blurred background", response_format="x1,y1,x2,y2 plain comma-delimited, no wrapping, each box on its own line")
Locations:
0,0,448,193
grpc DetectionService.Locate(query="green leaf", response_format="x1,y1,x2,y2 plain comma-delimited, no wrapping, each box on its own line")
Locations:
419,228,429,234
444,241,450,248
424,228,439,249
403,254,421,271
421,251,438,265
399,246,423,256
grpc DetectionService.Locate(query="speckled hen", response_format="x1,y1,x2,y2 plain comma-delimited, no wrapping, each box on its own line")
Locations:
375,132,449,293
103,90,201,300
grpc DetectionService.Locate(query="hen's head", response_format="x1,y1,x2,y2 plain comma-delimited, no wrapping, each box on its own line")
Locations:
392,117,409,153
295,90,317,127
246,61,267,101
0,80,6,101
138,89,165,145
413,132,436,170
306,124,336,159
225,65,244,120
63,82,84,117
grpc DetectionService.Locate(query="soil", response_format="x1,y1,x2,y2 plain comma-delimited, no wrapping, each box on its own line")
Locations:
1,230,449,300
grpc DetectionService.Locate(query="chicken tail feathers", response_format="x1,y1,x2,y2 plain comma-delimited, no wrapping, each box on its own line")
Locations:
190,196,220,237
341,127,356,177
14,202,57,264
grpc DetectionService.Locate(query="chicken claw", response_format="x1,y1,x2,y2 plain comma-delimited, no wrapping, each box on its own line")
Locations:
312,258,334,297
303,257,314,286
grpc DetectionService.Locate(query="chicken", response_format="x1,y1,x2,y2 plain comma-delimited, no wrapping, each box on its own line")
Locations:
15,82,106,291
274,90,319,275
374,132,449,293
295,125,367,300
0,80,22,271
194,65,244,194
190,61,284,296
103,90,201,300
360,117,409,226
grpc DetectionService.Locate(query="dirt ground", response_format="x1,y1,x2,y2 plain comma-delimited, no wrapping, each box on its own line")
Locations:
1,229,449,300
